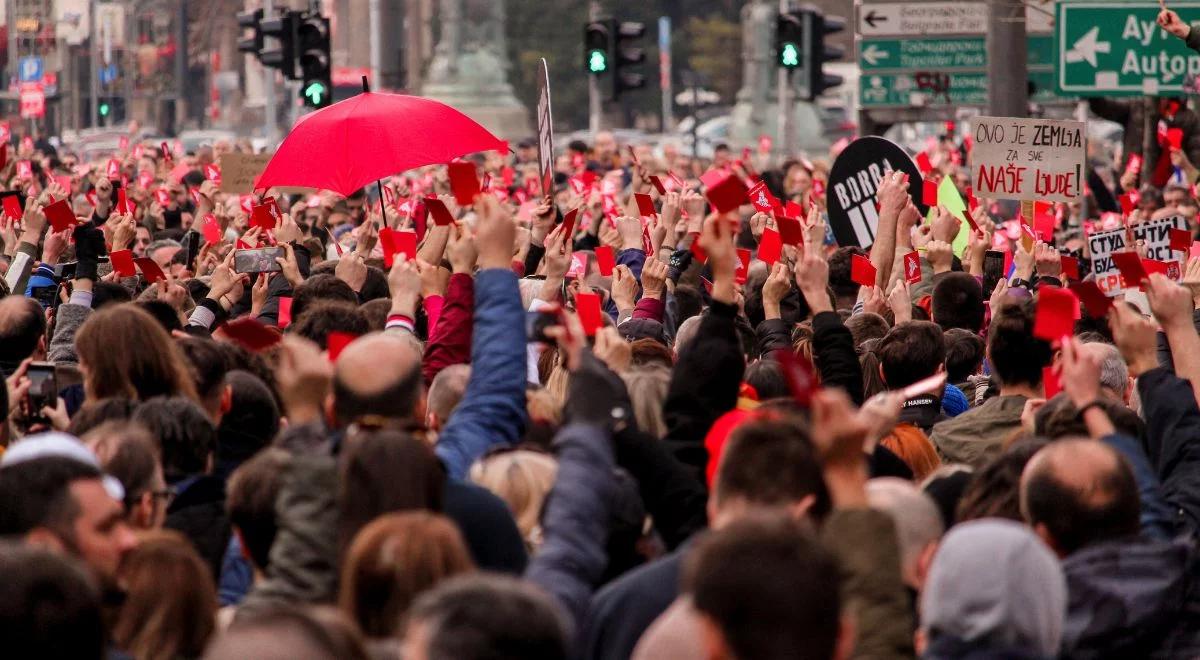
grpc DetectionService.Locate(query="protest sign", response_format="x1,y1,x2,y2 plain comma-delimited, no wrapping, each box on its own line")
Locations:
827,136,927,249
536,58,554,197
219,153,272,194
1088,216,1185,295
970,116,1086,204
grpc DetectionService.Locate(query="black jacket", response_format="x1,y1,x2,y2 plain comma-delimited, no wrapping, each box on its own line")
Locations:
1137,367,1200,535
579,546,688,660
165,474,230,585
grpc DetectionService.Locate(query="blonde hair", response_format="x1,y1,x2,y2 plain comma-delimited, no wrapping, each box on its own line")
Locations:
469,450,558,550
622,366,671,438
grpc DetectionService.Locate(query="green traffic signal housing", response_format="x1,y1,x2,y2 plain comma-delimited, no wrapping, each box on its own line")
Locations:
584,21,611,75
775,12,803,69
303,81,329,107
780,42,800,68
297,12,332,108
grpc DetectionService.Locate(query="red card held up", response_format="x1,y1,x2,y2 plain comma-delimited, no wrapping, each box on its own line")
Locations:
222,317,282,352
904,251,922,283
560,208,579,242
700,170,748,214
690,233,707,263
134,258,166,284
1111,251,1148,287
594,245,616,276
735,248,751,284
747,181,776,213
201,214,221,244
109,249,136,277
1069,281,1114,319
850,254,877,287
1168,127,1184,150
447,161,481,206
44,200,76,232
392,231,417,263
326,331,358,362
116,188,129,214
774,348,817,408
1032,286,1078,341
649,175,667,195
424,197,455,226
574,291,604,337
758,228,782,266
1060,255,1080,281
915,152,934,175
775,214,803,246
250,203,277,230
2,194,22,220
635,193,656,218
922,180,938,206
1170,228,1193,252
277,296,293,329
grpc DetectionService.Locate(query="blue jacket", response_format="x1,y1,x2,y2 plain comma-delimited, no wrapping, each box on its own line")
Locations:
525,422,615,637
435,268,527,480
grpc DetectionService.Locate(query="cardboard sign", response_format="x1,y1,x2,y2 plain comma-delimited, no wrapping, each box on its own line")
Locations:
1089,216,1186,296
970,116,1086,203
827,136,927,249
218,152,271,194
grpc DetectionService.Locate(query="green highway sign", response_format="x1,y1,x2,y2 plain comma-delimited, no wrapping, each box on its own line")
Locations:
1056,1,1200,95
859,35,1052,72
861,69,1059,108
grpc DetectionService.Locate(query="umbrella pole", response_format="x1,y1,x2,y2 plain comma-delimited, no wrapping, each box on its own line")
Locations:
361,75,389,231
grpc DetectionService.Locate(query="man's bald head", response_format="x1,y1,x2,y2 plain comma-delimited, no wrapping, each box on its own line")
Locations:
332,333,423,428
1020,440,1139,556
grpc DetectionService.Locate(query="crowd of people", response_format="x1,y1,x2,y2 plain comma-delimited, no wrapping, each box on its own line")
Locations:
2,53,1200,659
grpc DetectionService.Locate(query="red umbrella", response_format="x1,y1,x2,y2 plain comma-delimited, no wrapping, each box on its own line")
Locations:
255,91,506,197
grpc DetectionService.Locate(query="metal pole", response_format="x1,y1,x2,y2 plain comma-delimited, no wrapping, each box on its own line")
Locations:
6,0,16,90
588,1,601,136
263,0,277,143
777,0,790,159
89,0,99,128
368,0,381,90
658,16,671,133
986,0,1027,117
690,74,698,159
1142,96,1155,184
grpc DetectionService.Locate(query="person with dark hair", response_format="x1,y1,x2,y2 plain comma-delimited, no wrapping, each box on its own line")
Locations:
0,295,47,376
686,516,844,660
943,328,984,398
289,300,370,350
67,398,138,436
177,336,232,423
289,273,359,322
136,299,184,334
221,448,291,610
1034,393,1144,440
827,247,867,310
403,574,569,660
844,311,889,347
134,396,229,584
0,442,138,594
956,439,1047,523
215,371,280,479
876,321,945,433
81,421,169,529
0,544,105,660
931,272,985,333
932,299,1051,467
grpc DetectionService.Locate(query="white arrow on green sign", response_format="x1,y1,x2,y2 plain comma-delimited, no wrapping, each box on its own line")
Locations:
858,35,1053,72
1056,1,1200,95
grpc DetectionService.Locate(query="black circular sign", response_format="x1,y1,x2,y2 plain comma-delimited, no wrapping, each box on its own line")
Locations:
827,136,927,249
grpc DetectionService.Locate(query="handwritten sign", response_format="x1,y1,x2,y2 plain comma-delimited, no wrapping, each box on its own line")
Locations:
218,152,272,194
1089,216,1185,296
970,116,1086,203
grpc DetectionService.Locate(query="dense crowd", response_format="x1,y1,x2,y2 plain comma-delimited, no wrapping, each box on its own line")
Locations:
3,23,1200,658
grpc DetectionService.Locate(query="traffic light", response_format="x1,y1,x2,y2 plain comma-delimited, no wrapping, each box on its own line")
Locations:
799,8,845,100
236,9,263,54
296,13,331,108
775,12,803,69
97,96,125,123
611,21,646,100
259,11,299,79
584,21,611,74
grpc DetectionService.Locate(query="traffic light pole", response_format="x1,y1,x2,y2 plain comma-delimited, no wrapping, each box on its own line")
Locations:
776,0,793,160
264,0,278,143
588,1,601,136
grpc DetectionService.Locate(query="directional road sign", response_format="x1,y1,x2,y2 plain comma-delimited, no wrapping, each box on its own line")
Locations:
860,69,1058,108
859,35,1053,72
857,1,1051,37
1055,1,1200,96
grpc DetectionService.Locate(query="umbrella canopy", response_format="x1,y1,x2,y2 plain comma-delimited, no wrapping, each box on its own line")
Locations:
256,92,507,196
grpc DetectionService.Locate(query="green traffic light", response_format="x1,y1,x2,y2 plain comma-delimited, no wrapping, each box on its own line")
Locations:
99,102,111,117
587,49,608,74
780,42,799,68
304,81,327,105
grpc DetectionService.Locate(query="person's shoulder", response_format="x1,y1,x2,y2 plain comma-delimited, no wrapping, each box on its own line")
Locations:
592,548,687,607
